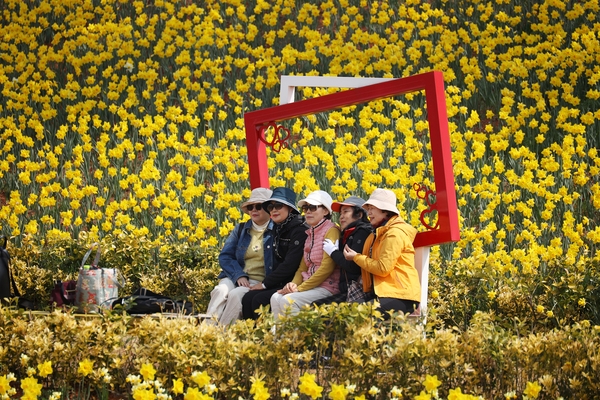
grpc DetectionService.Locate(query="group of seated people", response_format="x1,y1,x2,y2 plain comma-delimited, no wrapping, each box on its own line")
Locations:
205,186,421,325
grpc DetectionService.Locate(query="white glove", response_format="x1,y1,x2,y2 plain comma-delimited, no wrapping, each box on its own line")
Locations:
323,239,339,256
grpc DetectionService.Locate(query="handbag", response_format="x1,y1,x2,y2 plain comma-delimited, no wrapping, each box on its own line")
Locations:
346,240,376,303
0,236,34,309
50,280,77,306
111,287,194,315
346,276,374,303
75,243,123,313
0,236,16,300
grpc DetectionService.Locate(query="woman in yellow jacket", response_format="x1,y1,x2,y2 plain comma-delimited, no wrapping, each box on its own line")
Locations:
343,188,421,318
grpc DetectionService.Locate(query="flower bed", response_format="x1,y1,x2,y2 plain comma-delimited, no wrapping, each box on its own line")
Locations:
1,305,597,399
0,0,598,272
1,0,600,397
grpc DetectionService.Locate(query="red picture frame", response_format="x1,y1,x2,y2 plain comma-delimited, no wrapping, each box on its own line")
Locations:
244,71,459,247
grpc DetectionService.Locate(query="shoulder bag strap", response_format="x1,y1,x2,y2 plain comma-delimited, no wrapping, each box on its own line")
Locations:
91,244,101,268
81,243,102,269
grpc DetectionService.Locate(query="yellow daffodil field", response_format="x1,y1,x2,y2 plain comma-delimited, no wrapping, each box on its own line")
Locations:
1,0,600,398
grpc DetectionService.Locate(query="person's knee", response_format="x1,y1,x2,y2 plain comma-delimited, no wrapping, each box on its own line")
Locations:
270,294,284,314
287,298,299,313
228,287,249,302
211,283,230,298
278,295,296,313
270,293,281,307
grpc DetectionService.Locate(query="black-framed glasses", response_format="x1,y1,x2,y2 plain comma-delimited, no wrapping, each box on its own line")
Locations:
266,202,285,212
301,204,322,213
246,204,262,211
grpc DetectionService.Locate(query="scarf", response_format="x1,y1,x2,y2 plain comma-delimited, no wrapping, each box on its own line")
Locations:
273,213,296,260
252,220,269,232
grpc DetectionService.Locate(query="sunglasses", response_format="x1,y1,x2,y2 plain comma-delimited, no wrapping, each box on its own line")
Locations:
245,204,262,211
266,202,286,212
301,204,323,213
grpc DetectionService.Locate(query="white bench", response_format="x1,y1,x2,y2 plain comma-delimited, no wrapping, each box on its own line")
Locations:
409,246,430,324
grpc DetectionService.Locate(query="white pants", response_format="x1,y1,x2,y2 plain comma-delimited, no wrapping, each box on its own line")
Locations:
206,278,260,325
270,287,332,319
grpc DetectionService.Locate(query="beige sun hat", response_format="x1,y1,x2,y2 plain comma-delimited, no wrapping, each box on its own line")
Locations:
363,188,400,215
241,187,273,214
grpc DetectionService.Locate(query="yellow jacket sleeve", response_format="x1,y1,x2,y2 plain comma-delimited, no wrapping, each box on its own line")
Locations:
292,259,307,286
354,228,411,277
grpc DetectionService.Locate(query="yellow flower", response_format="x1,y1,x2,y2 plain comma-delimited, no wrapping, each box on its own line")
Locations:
414,391,431,400
133,388,157,400
126,375,142,386
328,383,348,400
0,374,16,395
250,377,270,400
191,371,211,388
139,363,156,381
184,387,212,400
205,384,218,395
20,354,30,367
536,305,545,314
78,359,94,377
37,361,53,378
172,378,184,395
298,372,323,399
447,387,463,400
49,391,62,400
423,375,441,392
390,386,402,397
24,220,38,235
20,377,42,397
523,381,541,398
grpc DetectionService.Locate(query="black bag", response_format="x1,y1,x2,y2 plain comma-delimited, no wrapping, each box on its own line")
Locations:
112,288,194,315
0,236,34,309
0,236,14,299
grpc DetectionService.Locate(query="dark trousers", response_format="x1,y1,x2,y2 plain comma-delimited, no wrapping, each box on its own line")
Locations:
241,291,418,321
377,297,419,319
241,288,279,319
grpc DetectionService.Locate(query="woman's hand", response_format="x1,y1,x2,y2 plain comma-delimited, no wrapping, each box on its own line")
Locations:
237,277,250,287
277,282,298,294
249,282,264,291
343,244,358,260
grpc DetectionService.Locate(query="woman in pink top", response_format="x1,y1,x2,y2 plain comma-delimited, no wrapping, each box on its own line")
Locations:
270,190,341,319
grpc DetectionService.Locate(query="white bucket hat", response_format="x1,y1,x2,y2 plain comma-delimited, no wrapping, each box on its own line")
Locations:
363,188,400,215
297,190,333,214
241,187,273,213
